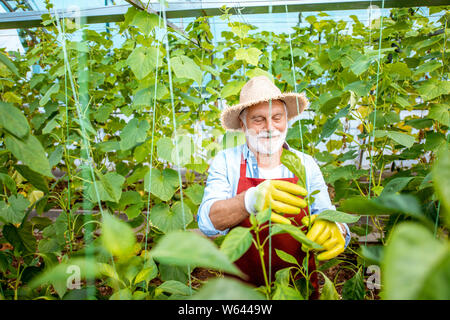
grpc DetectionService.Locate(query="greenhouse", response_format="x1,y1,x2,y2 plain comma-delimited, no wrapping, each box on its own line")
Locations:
0,0,448,304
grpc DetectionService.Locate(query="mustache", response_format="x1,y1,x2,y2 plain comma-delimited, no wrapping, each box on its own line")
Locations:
246,129,285,138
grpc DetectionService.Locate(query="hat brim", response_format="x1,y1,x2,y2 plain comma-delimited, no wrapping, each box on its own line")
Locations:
220,92,309,131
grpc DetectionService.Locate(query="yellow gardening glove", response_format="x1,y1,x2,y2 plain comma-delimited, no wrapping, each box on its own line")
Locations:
244,180,308,225
301,215,345,261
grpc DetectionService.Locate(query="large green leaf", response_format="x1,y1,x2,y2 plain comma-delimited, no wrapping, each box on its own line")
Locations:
0,194,30,225
280,148,306,189
3,220,36,254
234,47,262,66
433,146,450,227
144,168,179,201
156,137,173,162
220,80,246,99
319,271,340,300
126,46,160,80
374,130,415,148
170,55,203,85
382,222,449,299
416,79,450,101
428,103,449,127
380,177,414,196
342,268,365,300
87,171,125,204
220,226,252,262
101,212,137,259
316,210,360,223
119,118,150,151
340,194,430,225
14,164,49,193
4,133,53,178
184,184,205,206
131,11,160,35
0,102,30,139
151,230,243,276
149,202,192,233
133,85,169,106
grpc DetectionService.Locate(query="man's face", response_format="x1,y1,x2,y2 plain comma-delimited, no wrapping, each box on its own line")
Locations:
240,100,288,155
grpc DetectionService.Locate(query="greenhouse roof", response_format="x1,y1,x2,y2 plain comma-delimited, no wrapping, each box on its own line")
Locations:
0,0,447,30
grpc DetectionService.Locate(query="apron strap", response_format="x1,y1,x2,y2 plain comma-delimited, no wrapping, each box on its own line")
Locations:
240,153,247,178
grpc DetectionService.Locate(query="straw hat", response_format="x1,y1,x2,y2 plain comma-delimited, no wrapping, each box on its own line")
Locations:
220,76,309,131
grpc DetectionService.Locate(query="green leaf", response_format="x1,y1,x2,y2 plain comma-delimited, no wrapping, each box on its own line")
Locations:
342,268,365,300
413,60,442,77
220,80,246,99
416,79,450,101
151,230,243,276
275,248,299,265
344,80,371,97
149,202,192,233
40,83,60,107
380,177,414,196
156,137,173,162
270,224,322,250
88,172,125,203
350,55,370,76
0,51,20,77
272,283,304,300
14,164,49,193
131,11,160,35
126,46,161,80
3,220,36,254
316,210,360,223
184,184,205,206
433,146,450,227
324,165,366,184
0,194,30,225
4,133,53,178
280,149,306,189
101,212,137,259
170,55,203,85
144,168,179,201
133,85,169,106
340,194,429,225
359,245,384,265
428,103,449,127
119,118,150,151
319,271,340,300
382,222,448,299
0,173,17,195
246,68,273,80
220,227,252,262
0,102,30,139
234,47,262,66
157,280,192,296
374,130,415,148
256,208,271,224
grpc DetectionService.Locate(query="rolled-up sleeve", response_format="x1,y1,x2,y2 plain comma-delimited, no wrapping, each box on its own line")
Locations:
197,150,233,237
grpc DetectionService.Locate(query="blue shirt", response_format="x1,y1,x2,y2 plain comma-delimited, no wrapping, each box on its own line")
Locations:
197,143,351,247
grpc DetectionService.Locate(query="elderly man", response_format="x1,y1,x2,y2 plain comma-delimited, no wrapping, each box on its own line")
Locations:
197,76,350,293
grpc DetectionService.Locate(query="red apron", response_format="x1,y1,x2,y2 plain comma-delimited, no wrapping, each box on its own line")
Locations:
232,153,319,298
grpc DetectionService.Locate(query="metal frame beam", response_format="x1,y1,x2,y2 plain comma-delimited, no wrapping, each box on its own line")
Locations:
0,0,447,30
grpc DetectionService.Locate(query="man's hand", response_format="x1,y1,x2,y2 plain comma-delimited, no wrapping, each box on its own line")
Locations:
301,215,345,261
244,180,308,223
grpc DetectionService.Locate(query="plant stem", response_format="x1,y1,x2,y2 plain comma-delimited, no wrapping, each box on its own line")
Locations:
254,227,271,298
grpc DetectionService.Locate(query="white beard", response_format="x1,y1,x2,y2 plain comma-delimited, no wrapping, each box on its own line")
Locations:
245,127,287,155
